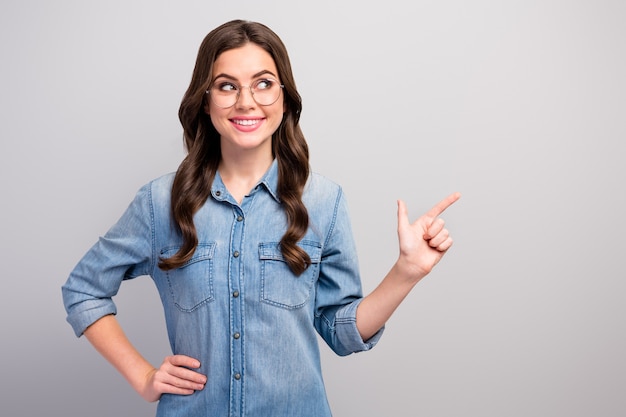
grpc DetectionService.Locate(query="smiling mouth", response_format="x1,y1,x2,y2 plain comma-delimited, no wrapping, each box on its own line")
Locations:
232,119,261,126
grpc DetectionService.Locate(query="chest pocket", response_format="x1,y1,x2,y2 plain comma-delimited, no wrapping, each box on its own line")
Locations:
162,243,216,312
259,241,322,309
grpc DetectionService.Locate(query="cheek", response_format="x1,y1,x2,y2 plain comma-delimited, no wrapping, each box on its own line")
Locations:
207,110,230,137
270,107,285,128
207,103,228,124
205,98,224,117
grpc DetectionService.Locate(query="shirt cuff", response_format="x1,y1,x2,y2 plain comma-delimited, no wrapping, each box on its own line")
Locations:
66,299,117,337
335,298,384,354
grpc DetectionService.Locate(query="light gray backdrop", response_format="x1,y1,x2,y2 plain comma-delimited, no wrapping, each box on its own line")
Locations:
1,0,624,416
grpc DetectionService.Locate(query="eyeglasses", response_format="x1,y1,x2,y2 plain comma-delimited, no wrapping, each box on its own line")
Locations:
206,78,284,108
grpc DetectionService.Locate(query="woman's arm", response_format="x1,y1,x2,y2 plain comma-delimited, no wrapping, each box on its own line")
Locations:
356,193,460,340
83,314,207,402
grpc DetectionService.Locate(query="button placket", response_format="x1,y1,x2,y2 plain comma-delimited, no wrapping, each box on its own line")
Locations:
229,205,246,396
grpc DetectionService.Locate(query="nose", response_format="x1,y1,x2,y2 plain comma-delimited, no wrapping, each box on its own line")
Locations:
236,85,256,109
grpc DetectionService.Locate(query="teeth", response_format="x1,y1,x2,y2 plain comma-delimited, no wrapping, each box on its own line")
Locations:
233,119,260,126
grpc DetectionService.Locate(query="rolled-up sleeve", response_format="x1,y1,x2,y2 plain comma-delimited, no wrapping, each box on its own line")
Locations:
61,184,155,337
313,187,384,356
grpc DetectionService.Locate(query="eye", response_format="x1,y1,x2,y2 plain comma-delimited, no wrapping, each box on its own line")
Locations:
254,79,274,91
216,82,238,92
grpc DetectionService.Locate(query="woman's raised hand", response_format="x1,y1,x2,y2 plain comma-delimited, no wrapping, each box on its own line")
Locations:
396,192,461,281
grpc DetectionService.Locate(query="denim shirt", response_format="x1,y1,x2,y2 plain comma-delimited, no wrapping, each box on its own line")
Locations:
62,160,383,417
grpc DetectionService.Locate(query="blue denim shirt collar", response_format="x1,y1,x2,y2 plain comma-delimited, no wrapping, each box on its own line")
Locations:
211,159,281,204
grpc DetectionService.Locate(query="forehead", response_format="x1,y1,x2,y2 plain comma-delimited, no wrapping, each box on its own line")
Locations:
212,43,278,80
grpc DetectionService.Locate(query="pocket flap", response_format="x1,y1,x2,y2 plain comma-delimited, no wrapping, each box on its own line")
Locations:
258,241,322,263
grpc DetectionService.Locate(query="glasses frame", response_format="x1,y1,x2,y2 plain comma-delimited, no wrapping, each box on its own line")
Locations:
206,78,285,109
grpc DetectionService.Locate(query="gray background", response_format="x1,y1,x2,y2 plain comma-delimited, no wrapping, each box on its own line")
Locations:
1,0,625,416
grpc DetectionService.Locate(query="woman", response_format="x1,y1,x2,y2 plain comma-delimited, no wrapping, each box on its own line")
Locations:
62,19,459,417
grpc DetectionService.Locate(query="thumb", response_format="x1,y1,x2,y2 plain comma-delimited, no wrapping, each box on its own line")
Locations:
397,199,411,230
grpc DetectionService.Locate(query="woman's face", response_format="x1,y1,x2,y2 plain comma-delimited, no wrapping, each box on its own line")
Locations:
205,43,285,157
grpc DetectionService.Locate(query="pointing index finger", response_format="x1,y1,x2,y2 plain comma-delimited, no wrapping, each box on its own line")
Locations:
425,192,461,219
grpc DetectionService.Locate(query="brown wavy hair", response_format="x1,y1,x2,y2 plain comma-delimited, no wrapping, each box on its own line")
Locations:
158,20,311,275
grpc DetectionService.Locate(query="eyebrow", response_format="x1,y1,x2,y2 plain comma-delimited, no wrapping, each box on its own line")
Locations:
212,69,278,82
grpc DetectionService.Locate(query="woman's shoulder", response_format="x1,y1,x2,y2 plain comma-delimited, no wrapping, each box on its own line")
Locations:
304,171,344,206
130,172,175,209
304,171,352,234
146,172,176,194
307,170,341,191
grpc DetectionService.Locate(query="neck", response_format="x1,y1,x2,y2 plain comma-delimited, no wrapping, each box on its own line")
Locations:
218,147,274,203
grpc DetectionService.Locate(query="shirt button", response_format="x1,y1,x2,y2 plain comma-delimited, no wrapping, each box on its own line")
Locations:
234,332,240,339
215,191,221,196
233,251,240,258
237,215,243,222
234,373,241,380
232,291,239,298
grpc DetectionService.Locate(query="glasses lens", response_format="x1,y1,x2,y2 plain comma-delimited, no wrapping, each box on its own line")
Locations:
251,79,282,106
210,81,238,108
